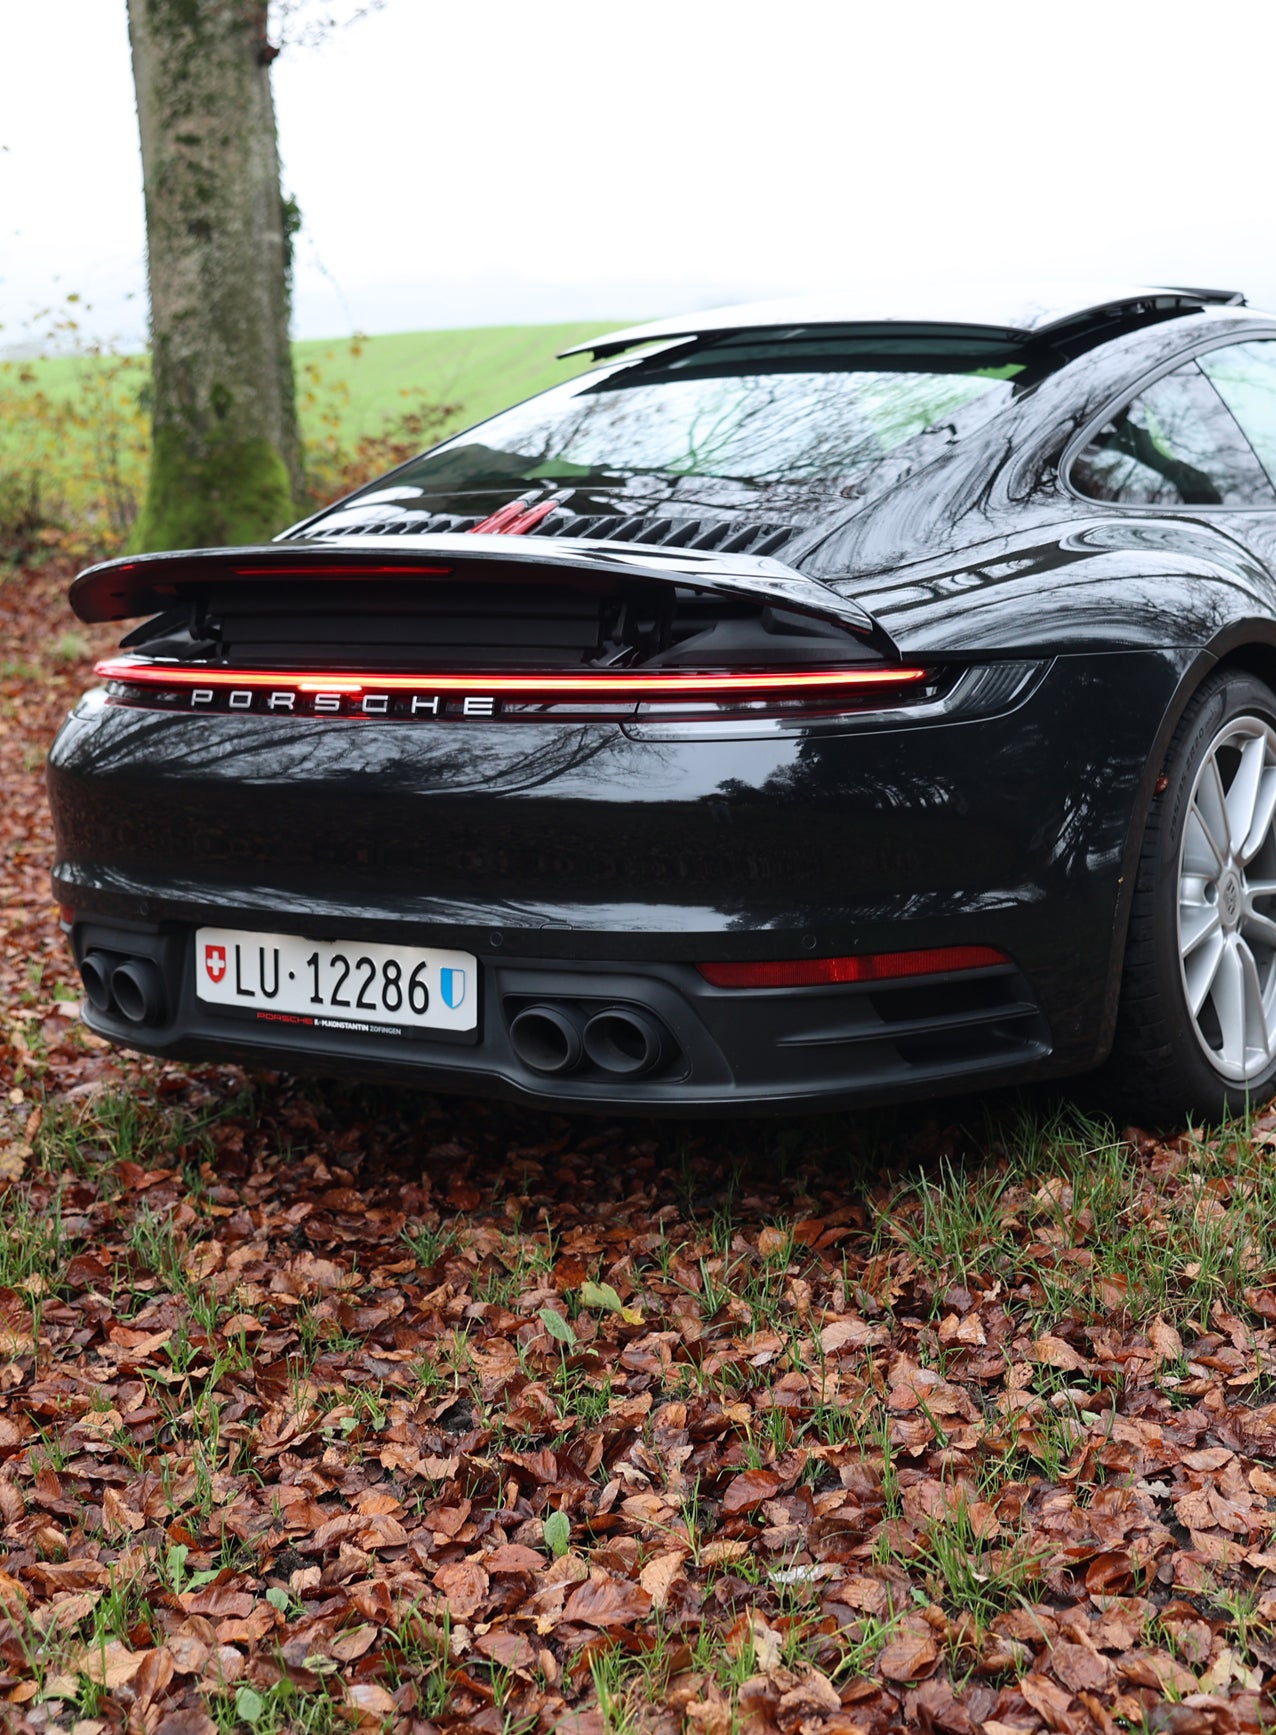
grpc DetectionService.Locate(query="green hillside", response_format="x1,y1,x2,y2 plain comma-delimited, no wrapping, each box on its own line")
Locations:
2,318,615,450
294,320,614,443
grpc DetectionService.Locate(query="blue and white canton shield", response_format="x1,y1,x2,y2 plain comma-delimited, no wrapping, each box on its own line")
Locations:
440,967,467,1010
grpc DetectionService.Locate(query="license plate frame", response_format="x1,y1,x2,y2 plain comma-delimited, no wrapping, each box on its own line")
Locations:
194,927,479,1040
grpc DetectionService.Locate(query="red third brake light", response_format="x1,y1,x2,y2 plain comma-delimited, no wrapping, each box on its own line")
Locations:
229,564,453,577
697,946,1009,988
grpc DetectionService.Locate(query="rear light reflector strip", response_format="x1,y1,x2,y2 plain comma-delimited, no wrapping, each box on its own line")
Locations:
92,658,935,720
697,946,1009,989
94,659,929,698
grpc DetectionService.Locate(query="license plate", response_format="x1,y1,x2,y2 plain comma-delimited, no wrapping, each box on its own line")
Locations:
195,927,477,1035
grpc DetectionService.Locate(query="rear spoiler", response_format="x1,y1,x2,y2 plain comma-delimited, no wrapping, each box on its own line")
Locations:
70,534,884,641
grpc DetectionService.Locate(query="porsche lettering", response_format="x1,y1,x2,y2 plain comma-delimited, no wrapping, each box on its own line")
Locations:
184,687,494,717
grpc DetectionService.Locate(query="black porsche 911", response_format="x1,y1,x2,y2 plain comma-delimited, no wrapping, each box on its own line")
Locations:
47,285,1276,1119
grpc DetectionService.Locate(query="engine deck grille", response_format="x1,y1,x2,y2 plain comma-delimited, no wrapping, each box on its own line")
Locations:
307,508,798,558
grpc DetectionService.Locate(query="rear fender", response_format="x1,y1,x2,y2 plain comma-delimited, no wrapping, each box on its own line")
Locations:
832,520,1274,657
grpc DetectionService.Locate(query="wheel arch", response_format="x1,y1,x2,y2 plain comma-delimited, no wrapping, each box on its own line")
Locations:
1208,634,1276,696
1100,635,1276,1117
1098,628,1276,1058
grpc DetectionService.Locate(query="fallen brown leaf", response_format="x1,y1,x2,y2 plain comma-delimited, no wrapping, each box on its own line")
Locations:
721,1468,782,1513
1032,1334,1090,1372
877,1631,939,1681
562,1573,652,1628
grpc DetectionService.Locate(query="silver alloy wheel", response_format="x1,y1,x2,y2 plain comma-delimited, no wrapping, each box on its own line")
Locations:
1178,715,1276,1082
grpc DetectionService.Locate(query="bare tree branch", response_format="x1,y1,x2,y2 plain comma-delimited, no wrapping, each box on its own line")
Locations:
268,0,387,51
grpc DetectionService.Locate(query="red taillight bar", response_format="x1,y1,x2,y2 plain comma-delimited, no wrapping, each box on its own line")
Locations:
93,659,931,698
697,946,1009,989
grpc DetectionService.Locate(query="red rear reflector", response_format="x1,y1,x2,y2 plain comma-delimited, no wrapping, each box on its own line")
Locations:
57,904,76,925
697,946,1008,988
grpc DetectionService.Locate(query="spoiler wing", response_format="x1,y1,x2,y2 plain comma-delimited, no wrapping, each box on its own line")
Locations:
70,534,885,642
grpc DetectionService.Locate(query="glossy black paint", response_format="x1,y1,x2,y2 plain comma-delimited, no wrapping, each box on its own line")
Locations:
46,297,1276,1110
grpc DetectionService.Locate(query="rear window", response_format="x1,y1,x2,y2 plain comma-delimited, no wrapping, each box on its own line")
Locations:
352,330,1036,524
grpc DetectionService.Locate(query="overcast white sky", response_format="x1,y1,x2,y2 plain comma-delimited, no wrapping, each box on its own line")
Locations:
3,0,1276,350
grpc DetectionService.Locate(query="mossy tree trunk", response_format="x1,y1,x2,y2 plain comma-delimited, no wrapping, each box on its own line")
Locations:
127,0,302,550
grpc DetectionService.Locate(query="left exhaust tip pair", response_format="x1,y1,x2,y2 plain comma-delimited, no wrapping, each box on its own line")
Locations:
80,951,165,1025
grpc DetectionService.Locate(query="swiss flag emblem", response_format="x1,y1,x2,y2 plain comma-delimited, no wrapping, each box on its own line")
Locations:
204,944,227,984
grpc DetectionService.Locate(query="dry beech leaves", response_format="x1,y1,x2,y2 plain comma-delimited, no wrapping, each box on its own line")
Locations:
4,561,1276,1732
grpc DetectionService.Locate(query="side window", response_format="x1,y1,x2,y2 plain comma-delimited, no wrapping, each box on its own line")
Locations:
1070,362,1276,507
1199,341,1276,489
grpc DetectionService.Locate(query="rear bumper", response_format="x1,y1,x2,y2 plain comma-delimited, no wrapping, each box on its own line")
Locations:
69,914,1051,1113
47,648,1194,1111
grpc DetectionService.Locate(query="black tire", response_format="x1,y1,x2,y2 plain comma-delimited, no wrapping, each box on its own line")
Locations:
1105,669,1276,1124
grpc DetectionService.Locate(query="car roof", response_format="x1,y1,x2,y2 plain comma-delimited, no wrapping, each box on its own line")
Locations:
560,284,1249,359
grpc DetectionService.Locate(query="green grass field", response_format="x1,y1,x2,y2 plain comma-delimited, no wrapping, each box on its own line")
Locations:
293,319,614,441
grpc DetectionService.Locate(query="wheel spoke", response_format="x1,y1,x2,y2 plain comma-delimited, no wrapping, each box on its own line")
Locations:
1238,937,1273,1063
1186,929,1226,1017
1185,798,1227,875
1210,939,1248,1070
1198,754,1233,863
1226,733,1268,857
1242,766,1276,863
1181,904,1222,956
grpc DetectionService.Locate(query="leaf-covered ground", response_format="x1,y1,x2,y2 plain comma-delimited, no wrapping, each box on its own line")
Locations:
8,563,1276,1734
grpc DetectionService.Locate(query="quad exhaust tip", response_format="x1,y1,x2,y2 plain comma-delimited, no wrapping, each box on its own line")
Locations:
79,950,114,1013
509,1005,584,1075
111,959,165,1024
582,1008,666,1077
